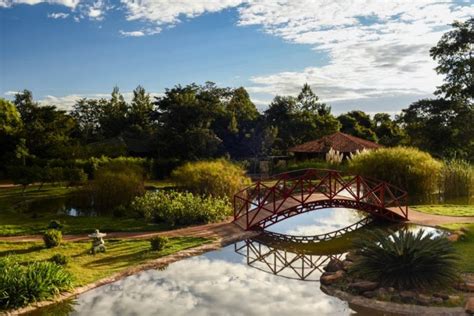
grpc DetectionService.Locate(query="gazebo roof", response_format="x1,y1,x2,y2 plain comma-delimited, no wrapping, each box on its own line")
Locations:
288,132,381,153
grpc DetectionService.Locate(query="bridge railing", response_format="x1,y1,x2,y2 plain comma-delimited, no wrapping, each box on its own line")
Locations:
234,169,409,229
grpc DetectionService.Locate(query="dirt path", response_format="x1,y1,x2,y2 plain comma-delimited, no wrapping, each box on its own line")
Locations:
0,220,248,243
1,208,474,244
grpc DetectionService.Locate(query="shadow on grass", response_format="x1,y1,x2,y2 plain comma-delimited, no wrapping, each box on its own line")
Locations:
83,249,150,269
0,245,44,257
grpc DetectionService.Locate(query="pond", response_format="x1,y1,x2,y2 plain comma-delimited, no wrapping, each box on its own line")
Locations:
28,208,446,316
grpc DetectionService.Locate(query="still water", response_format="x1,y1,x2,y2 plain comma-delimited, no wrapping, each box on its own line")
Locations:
29,208,446,316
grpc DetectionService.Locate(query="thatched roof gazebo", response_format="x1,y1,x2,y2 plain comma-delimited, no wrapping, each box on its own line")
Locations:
288,132,381,160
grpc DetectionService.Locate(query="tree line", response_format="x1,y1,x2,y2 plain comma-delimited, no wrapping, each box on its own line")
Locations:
0,18,472,176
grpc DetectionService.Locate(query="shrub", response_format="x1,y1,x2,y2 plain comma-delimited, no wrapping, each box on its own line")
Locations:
350,229,459,290
440,160,474,201
43,229,62,248
171,159,251,199
86,166,145,212
0,257,73,309
49,254,69,266
150,236,169,251
64,168,88,186
131,191,231,226
47,220,63,230
348,147,442,197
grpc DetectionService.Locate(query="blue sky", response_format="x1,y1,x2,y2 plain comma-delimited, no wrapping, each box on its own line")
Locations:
1,1,472,114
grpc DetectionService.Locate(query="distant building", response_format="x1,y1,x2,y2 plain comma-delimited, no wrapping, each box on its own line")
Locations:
288,132,382,160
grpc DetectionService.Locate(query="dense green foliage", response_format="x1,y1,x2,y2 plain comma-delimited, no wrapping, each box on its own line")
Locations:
171,159,251,199
86,166,145,212
131,191,231,226
348,147,442,197
0,257,73,309
43,229,63,248
49,254,69,266
150,236,169,251
351,229,459,290
440,160,474,201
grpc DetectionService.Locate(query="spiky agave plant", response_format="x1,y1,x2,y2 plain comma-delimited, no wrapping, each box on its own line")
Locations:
350,229,459,290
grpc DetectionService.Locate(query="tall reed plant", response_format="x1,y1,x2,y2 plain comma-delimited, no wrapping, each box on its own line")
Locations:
440,160,474,201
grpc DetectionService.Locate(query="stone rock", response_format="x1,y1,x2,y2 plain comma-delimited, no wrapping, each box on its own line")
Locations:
448,295,461,304
362,291,376,298
458,282,474,292
324,259,344,272
320,270,345,285
345,252,359,262
416,294,431,306
348,281,379,293
447,233,460,242
375,287,389,299
399,290,417,303
387,287,395,293
433,293,449,300
431,297,444,305
342,260,354,271
465,297,474,314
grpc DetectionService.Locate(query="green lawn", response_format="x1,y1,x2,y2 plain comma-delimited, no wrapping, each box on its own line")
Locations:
0,182,180,236
412,204,474,217
0,237,210,287
439,223,474,273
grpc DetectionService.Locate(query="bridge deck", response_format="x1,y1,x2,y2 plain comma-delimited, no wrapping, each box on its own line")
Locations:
234,192,407,229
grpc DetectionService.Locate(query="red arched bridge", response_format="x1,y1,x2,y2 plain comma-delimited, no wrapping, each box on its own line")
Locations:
233,169,409,230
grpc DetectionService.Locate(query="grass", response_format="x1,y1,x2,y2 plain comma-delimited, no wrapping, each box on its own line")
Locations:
0,237,210,287
439,223,474,273
0,182,184,236
412,204,474,217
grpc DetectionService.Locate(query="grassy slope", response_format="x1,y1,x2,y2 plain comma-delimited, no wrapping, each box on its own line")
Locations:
412,204,474,217
0,237,210,286
440,223,474,273
0,182,176,236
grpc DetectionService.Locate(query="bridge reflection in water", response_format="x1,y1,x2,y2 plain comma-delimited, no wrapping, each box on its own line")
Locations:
235,216,401,281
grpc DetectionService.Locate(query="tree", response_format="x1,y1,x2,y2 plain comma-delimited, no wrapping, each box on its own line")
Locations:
12,91,77,159
154,83,225,160
71,98,107,142
399,98,473,159
338,111,377,142
297,83,331,115
0,99,23,172
373,113,405,146
264,86,340,153
99,87,129,138
430,18,473,103
127,85,155,137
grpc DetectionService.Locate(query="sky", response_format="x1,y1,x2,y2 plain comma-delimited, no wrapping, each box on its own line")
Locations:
0,0,473,114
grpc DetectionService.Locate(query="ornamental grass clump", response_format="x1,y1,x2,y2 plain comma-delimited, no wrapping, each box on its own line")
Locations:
43,229,62,248
348,146,442,197
150,236,169,251
0,257,73,310
171,159,251,200
350,229,459,290
131,190,231,226
440,159,474,201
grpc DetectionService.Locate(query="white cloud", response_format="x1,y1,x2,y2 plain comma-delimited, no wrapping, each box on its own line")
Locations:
120,0,245,25
38,91,163,110
0,0,79,9
47,11,69,18
119,26,161,37
4,90,19,96
238,0,474,102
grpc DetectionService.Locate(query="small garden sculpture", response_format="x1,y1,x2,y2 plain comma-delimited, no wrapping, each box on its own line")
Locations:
88,229,107,254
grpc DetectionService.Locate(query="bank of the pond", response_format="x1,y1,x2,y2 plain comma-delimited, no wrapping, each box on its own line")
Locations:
0,182,179,236
413,205,474,217
440,223,474,273
3,228,259,315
